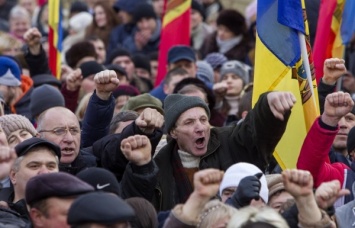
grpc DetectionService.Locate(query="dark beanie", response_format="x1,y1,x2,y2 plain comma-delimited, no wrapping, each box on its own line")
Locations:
133,3,157,23
70,1,88,14
30,85,65,119
76,167,121,196
112,85,140,99
164,94,210,133
132,54,151,74
191,0,206,20
65,41,97,68
79,61,105,78
68,192,135,225
107,48,131,65
32,74,61,89
216,9,247,36
347,127,355,153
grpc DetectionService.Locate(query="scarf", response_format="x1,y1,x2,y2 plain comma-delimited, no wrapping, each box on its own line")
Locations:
216,35,243,54
225,96,240,115
172,146,194,203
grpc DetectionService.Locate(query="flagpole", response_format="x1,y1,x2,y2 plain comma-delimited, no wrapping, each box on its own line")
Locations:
298,32,317,106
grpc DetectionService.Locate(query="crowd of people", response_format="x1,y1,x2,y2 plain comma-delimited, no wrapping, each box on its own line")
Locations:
0,0,355,227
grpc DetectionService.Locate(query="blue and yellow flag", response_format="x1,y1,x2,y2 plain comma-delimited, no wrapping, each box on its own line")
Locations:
253,0,319,169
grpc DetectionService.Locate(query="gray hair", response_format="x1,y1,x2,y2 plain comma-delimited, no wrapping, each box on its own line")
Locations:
10,5,30,20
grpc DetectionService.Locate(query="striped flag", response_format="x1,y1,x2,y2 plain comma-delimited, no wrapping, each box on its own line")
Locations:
313,0,346,83
253,0,319,169
48,0,63,79
155,0,192,86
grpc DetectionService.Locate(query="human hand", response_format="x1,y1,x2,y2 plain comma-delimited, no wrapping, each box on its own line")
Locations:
23,27,42,55
135,108,164,134
94,70,120,100
66,68,83,91
267,92,296,121
193,169,224,198
121,135,152,166
228,173,262,208
0,147,16,180
322,91,354,126
315,180,350,209
213,81,228,97
282,169,313,200
134,30,151,50
322,58,347,85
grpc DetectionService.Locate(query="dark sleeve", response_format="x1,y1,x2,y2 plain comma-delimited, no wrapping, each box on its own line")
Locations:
318,79,336,114
120,160,158,200
81,91,114,148
24,46,51,77
60,82,79,113
230,92,291,171
92,122,163,181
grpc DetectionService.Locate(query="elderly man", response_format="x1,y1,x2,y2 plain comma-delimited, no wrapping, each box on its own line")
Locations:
0,137,60,224
151,91,295,210
26,172,94,228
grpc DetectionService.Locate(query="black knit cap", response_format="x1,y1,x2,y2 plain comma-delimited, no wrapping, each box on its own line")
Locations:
347,126,355,152
65,41,97,68
216,9,247,36
191,0,206,20
132,54,151,74
107,48,132,65
32,74,61,88
133,3,157,23
67,192,135,225
76,167,121,196
79,61,105,79
26,172,94,206
15,137,61,160
164,94,210,133
106,64,127,76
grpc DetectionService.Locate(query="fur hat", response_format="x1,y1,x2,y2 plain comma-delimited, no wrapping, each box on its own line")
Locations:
0,56,21,87
219,162,269,203
132,54,151,74
79,61,105,78
30,85,65,119
220,60,251,84
65,41,97,68
0,114,37,137
216,9,247,36
164,94,210,133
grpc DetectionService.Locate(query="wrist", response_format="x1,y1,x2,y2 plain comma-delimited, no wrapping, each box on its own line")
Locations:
132,157,151,166
96,91,111,100
321,114,340,127
322,77,336,85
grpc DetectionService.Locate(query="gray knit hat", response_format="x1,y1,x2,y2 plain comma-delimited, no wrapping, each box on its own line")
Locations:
196,61,214,85
164,94,210,133
220,60,251,84
0,114,37,137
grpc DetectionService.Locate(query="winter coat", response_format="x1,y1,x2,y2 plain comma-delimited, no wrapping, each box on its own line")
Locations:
107,23,135,58
152,92,291,211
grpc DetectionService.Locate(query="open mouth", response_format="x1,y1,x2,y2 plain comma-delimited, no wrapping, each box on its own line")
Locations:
62,147,75,155
195,137,205,149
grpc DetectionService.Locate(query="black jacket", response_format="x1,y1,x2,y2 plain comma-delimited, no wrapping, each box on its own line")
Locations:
152,93,291,211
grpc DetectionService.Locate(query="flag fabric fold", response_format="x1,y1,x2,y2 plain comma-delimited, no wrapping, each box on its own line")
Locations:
48,0,63,79
253,0,319,169
155,0,192,87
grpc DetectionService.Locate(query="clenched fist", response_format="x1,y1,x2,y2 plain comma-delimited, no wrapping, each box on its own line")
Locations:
121,135,152,166
94,70,120,100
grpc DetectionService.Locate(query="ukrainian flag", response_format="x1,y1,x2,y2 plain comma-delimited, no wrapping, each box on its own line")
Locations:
252,0,319,169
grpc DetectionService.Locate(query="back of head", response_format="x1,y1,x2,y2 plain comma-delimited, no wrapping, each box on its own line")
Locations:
126,197,158,228
30,84,65,119
68,192,135,226
198,199,237,228
227,206,289,228
196,61,214,85
109,111,139,134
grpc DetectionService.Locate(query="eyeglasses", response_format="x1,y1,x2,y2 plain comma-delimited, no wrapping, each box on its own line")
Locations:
38,126,80,136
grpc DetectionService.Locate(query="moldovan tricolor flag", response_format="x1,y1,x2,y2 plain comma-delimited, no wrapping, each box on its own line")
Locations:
155,0,192,86
48,0,63,79
253,0,319,169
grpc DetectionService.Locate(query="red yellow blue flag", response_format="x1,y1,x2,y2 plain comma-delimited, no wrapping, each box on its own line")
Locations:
253,0,319,169
48,0,63,79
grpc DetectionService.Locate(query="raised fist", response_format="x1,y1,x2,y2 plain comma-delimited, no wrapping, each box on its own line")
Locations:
267,91,296,121
121,135,152,166
135,108,164,134
94,70,120,100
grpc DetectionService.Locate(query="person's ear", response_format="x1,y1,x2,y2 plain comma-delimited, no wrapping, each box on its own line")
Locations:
30,208,46,228
9,169,16,185
170,128,177,139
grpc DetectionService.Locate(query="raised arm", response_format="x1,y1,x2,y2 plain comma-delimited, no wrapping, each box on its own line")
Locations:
81,70,118,148
297,91,354,187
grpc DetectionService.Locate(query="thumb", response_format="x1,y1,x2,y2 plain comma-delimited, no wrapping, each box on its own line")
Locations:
255,173,263,180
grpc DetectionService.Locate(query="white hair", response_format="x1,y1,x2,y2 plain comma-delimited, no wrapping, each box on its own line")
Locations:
10,5,30,20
